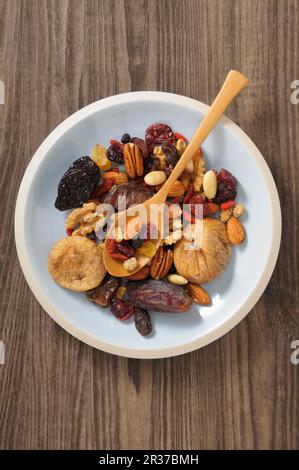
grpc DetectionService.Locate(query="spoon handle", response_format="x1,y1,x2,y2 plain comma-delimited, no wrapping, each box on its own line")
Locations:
159,70,249,196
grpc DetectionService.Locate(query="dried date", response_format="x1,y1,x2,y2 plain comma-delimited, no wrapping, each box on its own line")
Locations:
103,182,153,210
127,279,192,313
86,276,120,307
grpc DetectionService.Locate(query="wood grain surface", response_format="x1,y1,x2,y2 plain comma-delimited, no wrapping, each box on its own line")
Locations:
0,0,298,450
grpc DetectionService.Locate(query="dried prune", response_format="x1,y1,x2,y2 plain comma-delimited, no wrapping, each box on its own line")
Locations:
127,280,192,313
134,308,152,336
111,299,135,320
86,275,120,307
131,137,149,159
55,157,101,211
103,182,153,210
106,142,124,164
121,133,131,144
145,123,175,150
161,143,180,167
214,169,237,204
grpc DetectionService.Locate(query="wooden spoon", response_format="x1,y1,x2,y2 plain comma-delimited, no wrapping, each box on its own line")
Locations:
103,70,248,277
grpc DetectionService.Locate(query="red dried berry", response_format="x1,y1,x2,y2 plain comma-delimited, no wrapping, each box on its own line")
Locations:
115,241,135,258
189,194,209,217
174,132,188,142
145,123,175,150
92,178,114,198
66,228,73,236
107,143,124,164
215,169,237,204
111,299,135,320
183,182,194,203
110,252,129,260
220,200,236,210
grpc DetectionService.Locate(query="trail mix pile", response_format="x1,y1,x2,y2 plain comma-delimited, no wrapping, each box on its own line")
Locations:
48,123,246,337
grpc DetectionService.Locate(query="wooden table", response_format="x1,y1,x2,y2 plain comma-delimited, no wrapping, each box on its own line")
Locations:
0,0,298,450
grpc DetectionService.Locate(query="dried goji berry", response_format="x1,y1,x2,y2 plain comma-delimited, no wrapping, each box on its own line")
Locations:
110,252,129,261
183,182,194,203
174,132,188,142
220,200,236,210
92,178,114,198
66,228,73,236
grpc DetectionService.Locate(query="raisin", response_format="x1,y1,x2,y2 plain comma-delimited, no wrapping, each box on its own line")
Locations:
214,169,237,204
134,308,152,336
127,280,192,313
106,143,124,164
115,240,135,258
145,123,175,151
103,182,153,210
86,276,120,307
121,133,131,144
161,143,180,167
131,137,149,159
55,157,101,211
111,299,135,320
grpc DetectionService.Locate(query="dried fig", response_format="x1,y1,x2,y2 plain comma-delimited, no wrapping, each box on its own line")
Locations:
126,279,192,313
173,218,232,284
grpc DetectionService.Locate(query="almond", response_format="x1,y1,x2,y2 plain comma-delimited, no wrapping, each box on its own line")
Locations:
150,246,173,279
227,216,246,245
167,180,185,197
144,171,166,186
126,265,150,280
187,283,211,305
124,143,144,178
102,171,128,185
203,170,217,199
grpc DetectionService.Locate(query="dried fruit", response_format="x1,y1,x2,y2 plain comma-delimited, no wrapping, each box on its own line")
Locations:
144,170,166,186
86,275,120,307
106,142,124,164
55,157,101,211
48,237,106,291
167,274,188,285
134,308,152,336
173,218,232,283
111,299,135,320
102,171,128,185
103,182,153,210
131,137,149,159
114,286,127,300
207,202,220,214
227,216,246,245
123,257,138,271
121,133,131,144
220,200,235,210
145,123,175,150
92,144,112,171
123,143,144,178
215,169,237,204
115,240,135,258
186,283,211,305
126,279,192,313
92,178,114,198
137,241,157,259
126,265,150,280
161,143,180,167
174,132,188,142
150,247,173,279
167,180,185,197
203,170,217,199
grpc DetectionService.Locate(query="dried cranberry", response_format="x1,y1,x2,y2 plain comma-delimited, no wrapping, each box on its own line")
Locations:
134,308,152,336
55,157,101,211
121,133,131,144
161,143,179,167
131,137,149,159
115,240,135,258
145,123,175,151
183,182,194,203
215,169,237,204
189,194,209,217
106,143,124,164
111,299,135,320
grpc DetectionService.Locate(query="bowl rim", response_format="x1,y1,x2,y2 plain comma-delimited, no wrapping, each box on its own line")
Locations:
14,91,281,359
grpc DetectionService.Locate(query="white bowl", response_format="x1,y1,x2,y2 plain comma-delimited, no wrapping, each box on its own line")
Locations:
15,92,281,359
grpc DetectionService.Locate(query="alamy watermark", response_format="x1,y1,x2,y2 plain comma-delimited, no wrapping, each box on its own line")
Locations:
0,80,4,104
0,341,4,365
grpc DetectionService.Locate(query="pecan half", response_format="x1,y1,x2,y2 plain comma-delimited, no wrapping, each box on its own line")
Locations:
124,143,144,178
150,246,173,279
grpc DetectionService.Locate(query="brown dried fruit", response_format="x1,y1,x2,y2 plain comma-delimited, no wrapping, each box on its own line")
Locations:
186,283,211,305
86,275,120,307
150,247,173,279
124,143,144,178
134,308,152,336
173,218,232,284
103,182,153,210
126,279,192,313
227,216,246,245
126,265,150,280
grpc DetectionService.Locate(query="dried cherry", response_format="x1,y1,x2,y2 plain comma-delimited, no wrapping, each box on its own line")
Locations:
145,123,175,150
86,276,120,307
214,169,237,204
55,157,101,211
127,280,192,313
111,299,135,320
106,142,124,164
134,308,152,336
